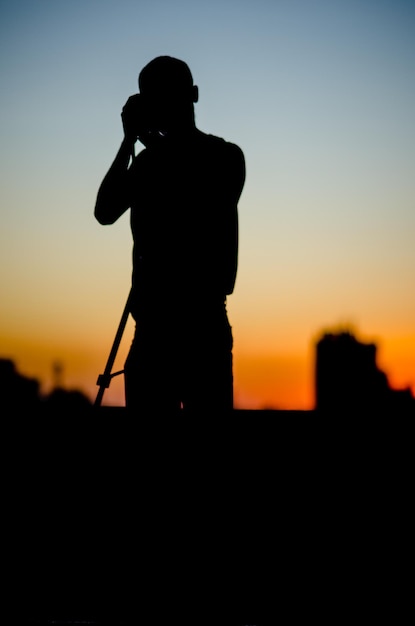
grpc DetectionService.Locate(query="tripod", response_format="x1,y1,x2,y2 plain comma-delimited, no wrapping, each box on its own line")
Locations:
94,144,136,408
94,288,132,407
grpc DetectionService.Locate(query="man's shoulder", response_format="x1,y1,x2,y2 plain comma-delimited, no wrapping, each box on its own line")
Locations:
200,130,239,147
199,131,244,159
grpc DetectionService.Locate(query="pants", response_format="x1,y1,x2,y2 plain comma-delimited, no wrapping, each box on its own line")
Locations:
124,302,234,413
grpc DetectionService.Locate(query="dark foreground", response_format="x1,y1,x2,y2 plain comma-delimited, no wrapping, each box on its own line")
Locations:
6,407,414,624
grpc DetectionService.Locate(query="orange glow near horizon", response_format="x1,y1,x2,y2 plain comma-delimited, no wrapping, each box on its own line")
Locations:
1,328,413,410
376,335,415,396
233,350,314,410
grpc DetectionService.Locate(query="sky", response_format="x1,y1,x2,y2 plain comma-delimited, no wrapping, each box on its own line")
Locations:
1,0,414,410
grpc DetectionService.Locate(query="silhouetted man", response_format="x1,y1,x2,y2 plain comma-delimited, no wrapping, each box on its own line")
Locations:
94,56,245,412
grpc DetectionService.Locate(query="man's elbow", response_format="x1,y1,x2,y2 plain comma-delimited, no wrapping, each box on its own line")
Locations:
94,205,113,225
94,206,116,225
94,193,123,224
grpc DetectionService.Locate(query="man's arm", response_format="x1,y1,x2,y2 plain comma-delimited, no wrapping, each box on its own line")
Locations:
223,142,246,295
95,95,149,225
94,138,134,225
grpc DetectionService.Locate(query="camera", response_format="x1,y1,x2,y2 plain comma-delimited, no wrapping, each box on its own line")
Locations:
122,94,167,146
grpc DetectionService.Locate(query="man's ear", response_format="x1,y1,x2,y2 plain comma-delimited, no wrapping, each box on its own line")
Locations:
192,85,199,103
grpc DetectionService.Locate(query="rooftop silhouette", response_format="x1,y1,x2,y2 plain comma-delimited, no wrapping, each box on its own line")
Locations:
0,357,91,411
315,329,415,415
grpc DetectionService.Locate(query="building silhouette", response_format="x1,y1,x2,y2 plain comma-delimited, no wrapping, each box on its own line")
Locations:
315,330,415,414
0,357,91,410
0,358,41,409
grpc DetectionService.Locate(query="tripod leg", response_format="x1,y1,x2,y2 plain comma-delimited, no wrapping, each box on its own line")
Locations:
94,289,132,407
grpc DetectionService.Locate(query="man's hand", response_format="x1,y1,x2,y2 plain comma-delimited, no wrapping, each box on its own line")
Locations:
121,94,143,145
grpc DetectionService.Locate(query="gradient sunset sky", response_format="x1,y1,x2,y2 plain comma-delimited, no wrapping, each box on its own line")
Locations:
1,0,414,409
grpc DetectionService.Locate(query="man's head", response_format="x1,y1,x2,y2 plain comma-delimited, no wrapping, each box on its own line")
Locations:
138,56,199,133
139,56,198,102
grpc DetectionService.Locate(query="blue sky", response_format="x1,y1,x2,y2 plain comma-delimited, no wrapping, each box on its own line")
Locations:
1,0,414,407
